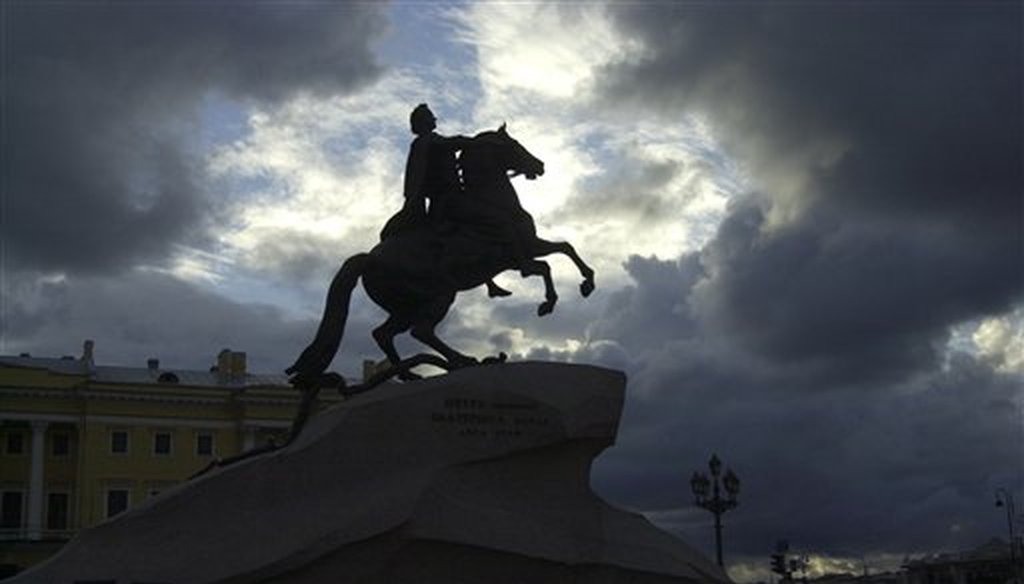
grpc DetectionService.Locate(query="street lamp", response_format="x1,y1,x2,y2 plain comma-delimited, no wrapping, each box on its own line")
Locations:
691,453,740,567
995,488,1020,581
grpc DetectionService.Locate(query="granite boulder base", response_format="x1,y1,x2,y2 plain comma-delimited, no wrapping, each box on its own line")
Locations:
14,362,730,584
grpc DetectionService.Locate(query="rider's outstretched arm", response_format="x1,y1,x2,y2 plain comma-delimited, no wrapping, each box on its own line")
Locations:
436,134,474,150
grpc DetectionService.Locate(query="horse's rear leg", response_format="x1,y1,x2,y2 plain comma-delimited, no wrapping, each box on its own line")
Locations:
410,294,477,368
530,239,595,298
411,325,477,369
373,316,418,380
519,259,557,316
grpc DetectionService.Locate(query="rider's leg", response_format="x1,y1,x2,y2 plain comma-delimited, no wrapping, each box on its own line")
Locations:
518,259,557,316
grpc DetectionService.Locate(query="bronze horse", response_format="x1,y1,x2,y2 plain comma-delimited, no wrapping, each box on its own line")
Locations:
286,125,595,384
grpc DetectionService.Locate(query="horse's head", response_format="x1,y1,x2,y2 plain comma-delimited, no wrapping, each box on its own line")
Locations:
463,123,545,182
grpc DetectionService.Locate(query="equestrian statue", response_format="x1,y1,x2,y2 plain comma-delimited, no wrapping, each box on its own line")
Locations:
286,104,595,394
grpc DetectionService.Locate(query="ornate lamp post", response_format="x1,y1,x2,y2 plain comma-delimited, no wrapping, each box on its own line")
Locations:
691,453,740,567
995,489,1020,581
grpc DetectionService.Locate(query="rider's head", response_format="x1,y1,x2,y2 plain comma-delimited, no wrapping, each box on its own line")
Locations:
410,104,436,136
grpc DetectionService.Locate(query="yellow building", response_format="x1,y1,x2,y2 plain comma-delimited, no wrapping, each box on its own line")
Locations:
0,340,338,575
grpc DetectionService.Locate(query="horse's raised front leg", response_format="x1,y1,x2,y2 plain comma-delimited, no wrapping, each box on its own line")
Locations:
519,259,557,316
529,238,595,298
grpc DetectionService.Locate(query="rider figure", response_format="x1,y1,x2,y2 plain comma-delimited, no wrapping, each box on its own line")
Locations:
380,103,464,238
382,103,511,298
404,103,467,226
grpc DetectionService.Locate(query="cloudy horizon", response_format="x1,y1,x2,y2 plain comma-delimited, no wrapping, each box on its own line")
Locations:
2,1,1021,579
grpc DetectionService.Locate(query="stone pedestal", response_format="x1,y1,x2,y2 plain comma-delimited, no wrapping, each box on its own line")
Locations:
13,362,729,584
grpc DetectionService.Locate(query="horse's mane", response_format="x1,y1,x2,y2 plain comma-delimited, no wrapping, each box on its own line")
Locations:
469,129,504,145
460,129,503,168
458,129,514,195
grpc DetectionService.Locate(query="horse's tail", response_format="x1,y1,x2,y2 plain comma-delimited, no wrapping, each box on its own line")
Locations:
286,253,370,381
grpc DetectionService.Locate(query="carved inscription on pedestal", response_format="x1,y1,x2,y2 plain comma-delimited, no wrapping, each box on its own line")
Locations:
431,397,552,439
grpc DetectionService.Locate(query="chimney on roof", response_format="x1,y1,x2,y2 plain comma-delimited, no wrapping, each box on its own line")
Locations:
81,339,94,364
230,351,247,378
147,358,160,370
217,348,231,381
80,339,97,373
216,348,246,382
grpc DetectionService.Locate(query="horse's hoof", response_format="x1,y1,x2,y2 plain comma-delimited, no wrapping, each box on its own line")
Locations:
580,279,595,298
449,355,479,369
481,352,508,365
288,373,315,390
537,301,555,317
399,371,422,382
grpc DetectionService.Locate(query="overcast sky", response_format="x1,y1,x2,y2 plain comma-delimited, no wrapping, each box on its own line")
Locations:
2,1,1021,579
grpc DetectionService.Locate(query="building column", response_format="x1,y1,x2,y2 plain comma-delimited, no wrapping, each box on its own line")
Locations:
27,420,49,540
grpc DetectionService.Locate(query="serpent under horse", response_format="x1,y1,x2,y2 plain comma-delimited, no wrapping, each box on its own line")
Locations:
286,125,595,385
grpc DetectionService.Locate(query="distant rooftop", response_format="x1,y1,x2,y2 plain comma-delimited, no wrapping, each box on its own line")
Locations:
0,340,291,388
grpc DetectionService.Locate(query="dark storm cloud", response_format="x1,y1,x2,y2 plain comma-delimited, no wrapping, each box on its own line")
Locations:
601,3,1021,215
239,226,383,286
595,350,1023,558
691,200,1014,387
597,3,1022,378
584,255,1022,560
588,254,704,358
561,157,686,223
582,4,1022,560
5,269,383,374
3,1,385,274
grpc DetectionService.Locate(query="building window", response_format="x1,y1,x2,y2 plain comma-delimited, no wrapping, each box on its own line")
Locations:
51,432,70,457
195,432,215,456
153,432,172,456
46,492,69,530
5,432,25,455
1,491,24,528
110,430,129,455
105,489,129,518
